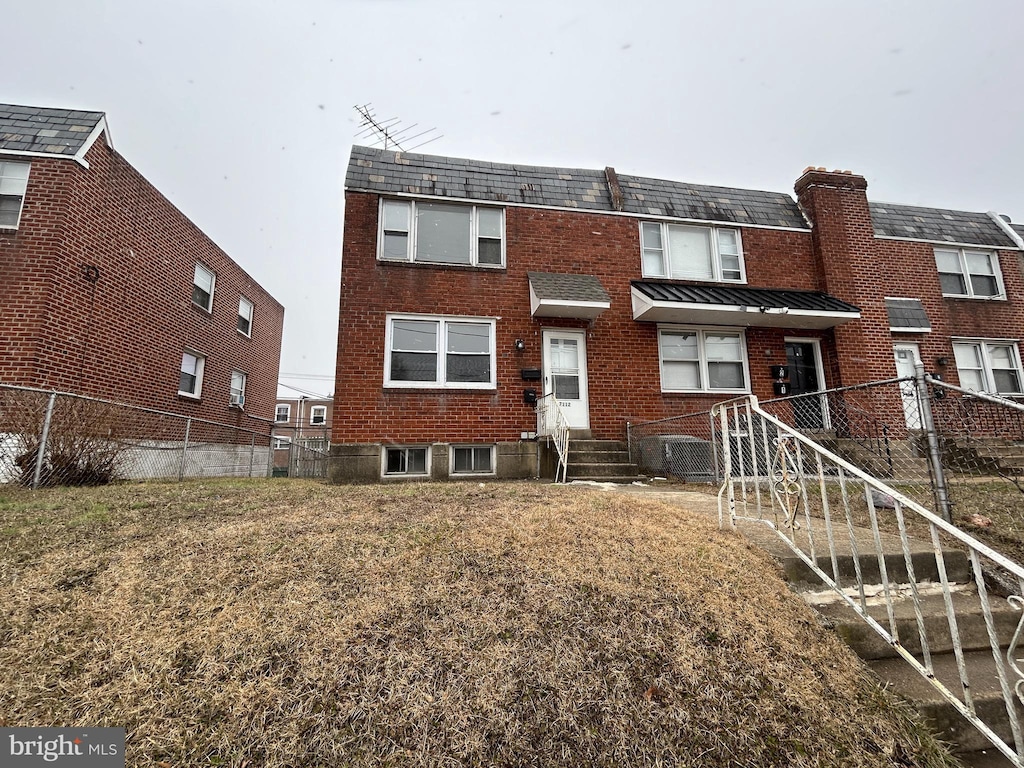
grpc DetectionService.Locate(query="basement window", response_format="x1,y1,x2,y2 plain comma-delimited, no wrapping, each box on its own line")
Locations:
379,199,504,267
451,445,495,475
383,446,429,477
0,161,29,229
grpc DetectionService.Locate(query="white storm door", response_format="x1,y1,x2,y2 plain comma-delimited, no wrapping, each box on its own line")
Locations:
542,330,590,430
893,342,922,429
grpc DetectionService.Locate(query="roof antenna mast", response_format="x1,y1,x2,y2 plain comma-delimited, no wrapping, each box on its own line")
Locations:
353,104,442,153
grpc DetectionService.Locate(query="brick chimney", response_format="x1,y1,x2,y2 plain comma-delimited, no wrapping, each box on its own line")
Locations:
795,168,896,388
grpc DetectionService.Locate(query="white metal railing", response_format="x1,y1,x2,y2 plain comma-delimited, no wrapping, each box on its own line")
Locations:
713,394,1024,765
536,393,570,483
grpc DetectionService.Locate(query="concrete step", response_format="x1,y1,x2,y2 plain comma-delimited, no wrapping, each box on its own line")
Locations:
734,518,972,588
570,439,627,451
567,462,642,478
816,588,1020,660
568,449,630,463
568,475,648,484
869,650,1024,753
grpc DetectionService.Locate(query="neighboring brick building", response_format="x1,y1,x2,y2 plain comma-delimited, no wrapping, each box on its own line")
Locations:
272,396,333,469
0,104,284,426
332,146,1024,482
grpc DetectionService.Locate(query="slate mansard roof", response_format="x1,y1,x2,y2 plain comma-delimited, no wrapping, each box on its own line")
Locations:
347,146,1024,248
0,104,106,156
346,146,809,230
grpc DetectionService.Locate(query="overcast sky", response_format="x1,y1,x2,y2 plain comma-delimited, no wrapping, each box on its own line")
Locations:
9,1,1024,398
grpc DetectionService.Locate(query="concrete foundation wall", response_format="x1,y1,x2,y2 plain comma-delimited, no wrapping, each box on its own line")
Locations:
330,441,539,484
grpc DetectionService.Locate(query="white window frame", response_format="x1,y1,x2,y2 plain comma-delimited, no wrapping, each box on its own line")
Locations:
450,444,496,476
275,404,291,423
273,437,291,450
178,350,206,399
0,160,30,230
952,338,1024,395
384,314,497,390
657,326,750,394
238,296,254,337
230,370,247,406
382,445,431,477
192,263,216,312
934,247,1005,300
310,405,327,426
377,198,505,268
640,221,745,283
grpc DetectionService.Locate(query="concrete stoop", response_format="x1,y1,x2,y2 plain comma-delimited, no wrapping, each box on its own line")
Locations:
565,439,646,484
738,517,1022,765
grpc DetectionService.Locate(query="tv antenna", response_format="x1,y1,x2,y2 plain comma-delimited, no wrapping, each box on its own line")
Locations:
354,104,442,153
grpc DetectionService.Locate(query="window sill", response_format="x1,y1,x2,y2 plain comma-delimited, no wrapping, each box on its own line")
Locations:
661,389,750,396
177,392,202,401
237,330,252,339
941,294,1006,302
642,275,746,285
191,301,214,314
377,258,505,272
384,384,497,392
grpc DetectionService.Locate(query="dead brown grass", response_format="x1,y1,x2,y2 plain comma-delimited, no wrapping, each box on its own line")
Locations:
0,479,959,767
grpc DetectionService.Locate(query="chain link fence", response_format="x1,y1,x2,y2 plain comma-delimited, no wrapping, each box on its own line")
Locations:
628,371,1024,528
271,426,331,479
0,383,275,487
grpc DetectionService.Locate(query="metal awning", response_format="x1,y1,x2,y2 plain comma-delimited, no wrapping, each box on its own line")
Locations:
528,272,611,319
631,281,861,329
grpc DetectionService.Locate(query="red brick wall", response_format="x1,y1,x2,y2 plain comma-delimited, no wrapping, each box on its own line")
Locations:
0,136,284,426
334,193,828,443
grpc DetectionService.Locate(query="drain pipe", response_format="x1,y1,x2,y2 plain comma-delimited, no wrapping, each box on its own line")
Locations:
914,360,952,523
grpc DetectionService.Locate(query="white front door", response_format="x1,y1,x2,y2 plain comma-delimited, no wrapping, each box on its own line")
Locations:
893,342,922,429
542,330,590,429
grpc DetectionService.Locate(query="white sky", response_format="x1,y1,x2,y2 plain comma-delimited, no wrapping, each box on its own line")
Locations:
8,1,1024,398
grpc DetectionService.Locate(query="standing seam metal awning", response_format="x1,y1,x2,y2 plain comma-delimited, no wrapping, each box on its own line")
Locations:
631,281,861,329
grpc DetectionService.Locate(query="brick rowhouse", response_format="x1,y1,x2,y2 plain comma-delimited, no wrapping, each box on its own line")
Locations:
332,147,1024,482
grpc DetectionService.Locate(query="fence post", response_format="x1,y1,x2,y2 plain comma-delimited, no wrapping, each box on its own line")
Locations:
915,360,952,523
248,433,256,478
178,417,192,482
31,392,57,490
266,433,275,478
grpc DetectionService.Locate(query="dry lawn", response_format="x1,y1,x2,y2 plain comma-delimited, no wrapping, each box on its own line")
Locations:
0,479,960,767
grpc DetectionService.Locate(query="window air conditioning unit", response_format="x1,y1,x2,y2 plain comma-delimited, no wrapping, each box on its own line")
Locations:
231,393,245,407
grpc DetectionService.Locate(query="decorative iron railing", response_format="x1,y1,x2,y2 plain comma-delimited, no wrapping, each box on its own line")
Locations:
713,393,1024,765
536,393,570,483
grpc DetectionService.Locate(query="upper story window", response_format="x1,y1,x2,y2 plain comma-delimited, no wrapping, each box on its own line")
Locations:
379,199,504,268
192,263,216,311
310,406,327,425
230,371,247,406
658,327,748,393
934,248,1004,299
0,161,30,229
384,314,496,389
953,340,1023,395
238,297,254,336
275,404,290,423
641,222,744,282
179,351,205,398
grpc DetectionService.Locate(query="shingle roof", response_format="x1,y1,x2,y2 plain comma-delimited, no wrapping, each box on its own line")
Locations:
885,298,931,331
347,146,809,230
869,202,1015,248
0,103,105,156
528,272,611,303
631,281,861,314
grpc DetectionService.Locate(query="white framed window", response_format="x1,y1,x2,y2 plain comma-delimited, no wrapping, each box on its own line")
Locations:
658,327,749,393
310,405,327,425
301,438,328,451
273,437,291,450
383,446,430,477
451,445,495,476
934,248,1004,299
953,340,1023,395
641,222,744,282
179,351,206,398
384,314,496,389
230,370,247,406
379,199,504,267
275,404,291,423
192,263,216,311
238,296,254,336
0,161,30,229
